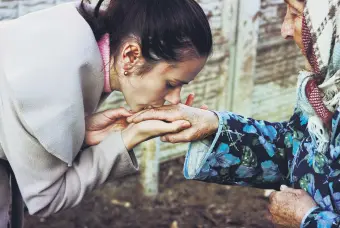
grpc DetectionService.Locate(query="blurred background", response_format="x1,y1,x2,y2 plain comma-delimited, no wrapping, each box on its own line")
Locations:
0,0,305,227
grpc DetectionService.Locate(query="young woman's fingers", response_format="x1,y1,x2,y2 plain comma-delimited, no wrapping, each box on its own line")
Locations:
86,108,132,129
152,120,191,135
102,107,133,120
160,128,197,143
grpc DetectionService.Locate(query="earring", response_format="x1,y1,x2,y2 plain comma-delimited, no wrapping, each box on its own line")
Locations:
124,71,128,76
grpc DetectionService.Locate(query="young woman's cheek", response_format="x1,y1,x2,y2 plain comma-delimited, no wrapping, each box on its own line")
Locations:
143,82,169,104
154,84,169,101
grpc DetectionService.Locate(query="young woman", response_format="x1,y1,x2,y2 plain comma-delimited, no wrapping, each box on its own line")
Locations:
0,0,212,225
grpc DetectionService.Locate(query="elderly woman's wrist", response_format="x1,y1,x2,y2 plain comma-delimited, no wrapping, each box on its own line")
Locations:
205,110,219,135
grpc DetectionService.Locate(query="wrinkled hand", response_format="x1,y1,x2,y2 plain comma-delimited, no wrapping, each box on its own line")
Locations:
85,108,132,146
127,100,218,143
269,185,317,227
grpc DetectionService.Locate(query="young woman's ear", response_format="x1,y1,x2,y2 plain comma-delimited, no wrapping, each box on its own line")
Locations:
120,42,142,74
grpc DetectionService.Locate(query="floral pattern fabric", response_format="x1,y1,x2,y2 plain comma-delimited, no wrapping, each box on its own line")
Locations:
184,109,340,227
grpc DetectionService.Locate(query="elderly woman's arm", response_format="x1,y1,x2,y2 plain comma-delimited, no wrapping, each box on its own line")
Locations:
128,105,293,189
184,111,292,189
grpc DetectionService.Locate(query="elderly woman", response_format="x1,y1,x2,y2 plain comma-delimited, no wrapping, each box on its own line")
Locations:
128,0,340,227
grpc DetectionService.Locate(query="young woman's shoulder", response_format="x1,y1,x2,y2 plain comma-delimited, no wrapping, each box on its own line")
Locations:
0,1,102,93
0,2,97,61
0,3,104,166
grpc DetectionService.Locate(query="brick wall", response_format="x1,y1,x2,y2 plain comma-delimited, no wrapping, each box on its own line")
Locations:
0,0,70,20
252,0,304,121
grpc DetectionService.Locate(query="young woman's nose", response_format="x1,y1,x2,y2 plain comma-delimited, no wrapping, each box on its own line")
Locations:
165,87,182,105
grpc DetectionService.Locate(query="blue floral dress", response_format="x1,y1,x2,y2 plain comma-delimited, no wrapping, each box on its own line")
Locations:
183,109,340,227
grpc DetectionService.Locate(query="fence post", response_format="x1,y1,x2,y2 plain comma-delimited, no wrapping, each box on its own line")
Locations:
220,0,260,116
232,0,260,116
219,0,239,111
139,138,160,197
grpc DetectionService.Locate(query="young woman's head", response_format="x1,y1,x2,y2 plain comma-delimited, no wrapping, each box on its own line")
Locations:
81,0,212,111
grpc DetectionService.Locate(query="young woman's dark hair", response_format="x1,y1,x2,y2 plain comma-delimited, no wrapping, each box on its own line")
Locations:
80,0,212,70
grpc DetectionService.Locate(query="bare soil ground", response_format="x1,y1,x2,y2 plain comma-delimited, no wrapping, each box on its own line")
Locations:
24,157,274,228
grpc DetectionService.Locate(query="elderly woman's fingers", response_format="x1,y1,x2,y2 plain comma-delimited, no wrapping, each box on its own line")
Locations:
185,93,195,106
200,104,209,110
269,190,277,204
102,107,133,119
280,185,306,196
280,185,288,191
127,105,183,123
267,187,317,227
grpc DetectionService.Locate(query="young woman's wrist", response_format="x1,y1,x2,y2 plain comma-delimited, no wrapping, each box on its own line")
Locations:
121,128,136,151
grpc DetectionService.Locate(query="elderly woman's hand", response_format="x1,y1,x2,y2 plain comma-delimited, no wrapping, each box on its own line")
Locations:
269,185,317,227
85,108,133,146
126,103,219,143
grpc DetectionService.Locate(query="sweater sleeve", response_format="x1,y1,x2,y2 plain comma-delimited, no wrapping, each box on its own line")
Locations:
0,101,138,217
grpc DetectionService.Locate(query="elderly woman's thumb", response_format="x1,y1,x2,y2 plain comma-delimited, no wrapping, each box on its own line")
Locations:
280,185,297,193
280,185,289,191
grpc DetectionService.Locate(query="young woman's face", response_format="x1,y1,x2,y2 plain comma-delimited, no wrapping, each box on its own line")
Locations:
117,55,207,112
281,0,305,53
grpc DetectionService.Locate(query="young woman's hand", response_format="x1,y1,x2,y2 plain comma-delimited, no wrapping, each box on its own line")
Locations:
121,120,191,151
85,108,132,146
126,103,218,143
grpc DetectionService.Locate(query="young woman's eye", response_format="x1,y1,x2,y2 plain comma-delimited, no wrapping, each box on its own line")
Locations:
166,82,176,89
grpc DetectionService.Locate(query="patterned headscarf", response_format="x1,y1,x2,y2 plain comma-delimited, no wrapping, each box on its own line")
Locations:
296,0,340,153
